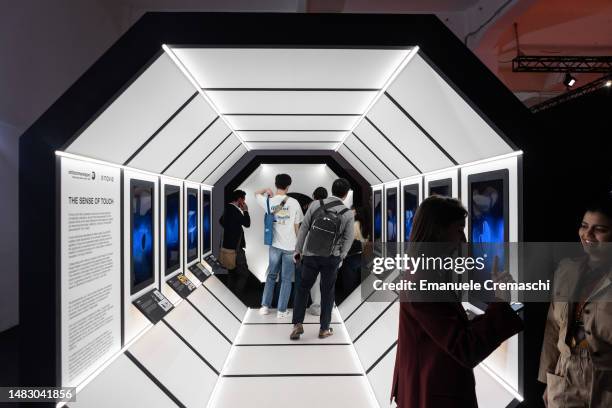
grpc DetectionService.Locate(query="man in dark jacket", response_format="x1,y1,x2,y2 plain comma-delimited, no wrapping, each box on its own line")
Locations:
219,190,250,271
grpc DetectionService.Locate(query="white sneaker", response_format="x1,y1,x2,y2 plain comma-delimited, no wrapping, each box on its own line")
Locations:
307,304,321,316
277,310,291,319
259,306,270,315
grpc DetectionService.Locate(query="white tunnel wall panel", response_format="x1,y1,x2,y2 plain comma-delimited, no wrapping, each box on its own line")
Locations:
353,302,400,371
207,90,377,115
203,276,248,319
188,287,241,340
222,345,363,376
245,142,338,151
162,119,233,179
337,145,382,185
344,135,396,182
163,301,231,373
475,365,518,407
127,321,218,408
354,120,420,178
188,138,243,183
345,294,397,341
367,344,398,408
367,96,454,172
387,54,514,163
237,131,346,142
66,54,195,163
203,144,247,184
209,376,379,408
172,47,411,89
70,354,177,408
338,279,372,320
128,97,218,173
226,115,360,131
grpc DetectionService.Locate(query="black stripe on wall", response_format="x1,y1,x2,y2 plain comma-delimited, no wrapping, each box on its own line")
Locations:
353,300,396,343
185,299,233,344
384,91,458,165
162,116,219,174
364,117,423,174
202,285,242,323
343,286,380,322
201,143,243,183
340,144,383,183
352,132,398,178
184,132,233,179
125,351,186,408
366,340,398,374
161,319,220,375
124,92,199,165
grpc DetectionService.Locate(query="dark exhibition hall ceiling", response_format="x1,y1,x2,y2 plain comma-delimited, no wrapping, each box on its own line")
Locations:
2,0,611,139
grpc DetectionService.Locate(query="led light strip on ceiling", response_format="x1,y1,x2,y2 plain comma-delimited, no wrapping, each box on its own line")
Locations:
335,46,420,152
162,45,249,152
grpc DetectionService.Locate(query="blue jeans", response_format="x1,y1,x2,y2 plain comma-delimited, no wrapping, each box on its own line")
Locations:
261,246,295,312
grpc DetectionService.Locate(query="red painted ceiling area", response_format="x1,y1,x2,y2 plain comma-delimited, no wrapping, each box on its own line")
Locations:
475,0,612,106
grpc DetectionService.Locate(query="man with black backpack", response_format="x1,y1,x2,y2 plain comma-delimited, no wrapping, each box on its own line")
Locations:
290,178,354,340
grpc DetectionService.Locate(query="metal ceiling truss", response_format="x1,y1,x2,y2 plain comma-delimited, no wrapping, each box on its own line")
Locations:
512,55,612,73
530,73,612,113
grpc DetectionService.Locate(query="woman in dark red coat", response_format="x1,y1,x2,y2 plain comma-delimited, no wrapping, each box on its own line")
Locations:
391,196,523,408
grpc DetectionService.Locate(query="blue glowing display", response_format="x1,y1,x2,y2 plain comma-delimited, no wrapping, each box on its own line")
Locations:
187,188,198,262
165,186,180,274
470,176,507,303
403,184,418,240
373,190,382,242
202,191,211,254
131,180,154,293
387,188,398,242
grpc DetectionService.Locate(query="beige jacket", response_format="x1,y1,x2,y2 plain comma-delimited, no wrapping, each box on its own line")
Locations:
539,257,612,396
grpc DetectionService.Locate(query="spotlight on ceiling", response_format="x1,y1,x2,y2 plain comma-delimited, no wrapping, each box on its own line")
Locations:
605,80,612,88
563,73,577,88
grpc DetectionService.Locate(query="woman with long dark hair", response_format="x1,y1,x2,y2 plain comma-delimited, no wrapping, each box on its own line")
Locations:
391,196,523,408
539,194,612,407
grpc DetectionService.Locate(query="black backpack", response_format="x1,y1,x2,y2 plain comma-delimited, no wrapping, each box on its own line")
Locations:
303,200,349,256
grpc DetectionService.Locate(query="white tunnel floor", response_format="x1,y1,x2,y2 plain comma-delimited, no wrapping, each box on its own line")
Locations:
208,307,380,408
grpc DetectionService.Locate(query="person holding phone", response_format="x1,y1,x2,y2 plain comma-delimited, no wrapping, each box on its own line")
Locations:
219,190,250,274
391,196,523,408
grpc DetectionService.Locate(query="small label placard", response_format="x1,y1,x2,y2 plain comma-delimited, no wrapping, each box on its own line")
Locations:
203,255,228,275
132,289,173,324
167,273,197,298
189,263,210,282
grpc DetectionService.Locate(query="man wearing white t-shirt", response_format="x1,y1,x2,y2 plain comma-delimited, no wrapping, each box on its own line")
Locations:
255,174,304,318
